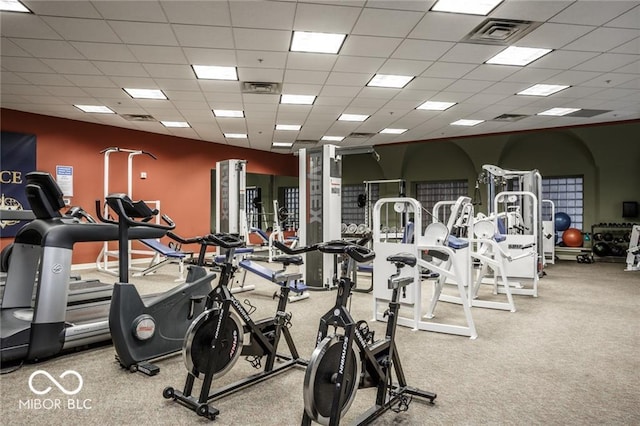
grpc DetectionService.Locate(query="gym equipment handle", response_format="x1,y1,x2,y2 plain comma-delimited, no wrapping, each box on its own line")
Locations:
316,240,375,263
205,233,245,249
95,197,176,231
273,240,318,255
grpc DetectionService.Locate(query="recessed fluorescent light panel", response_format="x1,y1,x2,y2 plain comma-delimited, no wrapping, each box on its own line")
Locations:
275,124,302,131
213,109,244,118
224,133,247,139
74,105,115,114
0,0,30,12
338,114,369,122
280,94,316,105
486,46,552,66
161,121,190,128
290,31,346,54
367,74,414,89
431,0,504,15
123,88,167,100
517,84,570,97
321,136,345,142
417,101,456,111
192,65,238,80
380,128,408,134
451,119,484,126
537,107,582,116
272,142,293,148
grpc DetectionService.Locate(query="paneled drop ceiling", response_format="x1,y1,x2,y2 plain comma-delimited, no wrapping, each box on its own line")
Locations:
1,0,639,152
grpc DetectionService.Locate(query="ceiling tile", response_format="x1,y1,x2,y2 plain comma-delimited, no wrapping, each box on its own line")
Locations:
611,37,640,54
492,0,572,22
93,61,149,77
12,39,84,60
293,3,361,33
348,96,388,108
378,59,431,75
280,83,323,95
40,59,102,75
130,45,188,64
229,1,296,30
503,67,562,83
19,73,73,86
604,4,640,29
233,28,292,51
71,42,138,62
142,64,193,79
421,62,477,79
550,1,637,26
0,71,28,84
1,57,54,73
93,1,168,22
1,39,29,57
543,70,601,85
573,53,639,72
613,60,640,74
107,21,179,46
438,43,504,64
238,67,285,82
2,14,61,39
582,72,639,88
286,52,338,71
160,1,232,26
463,65,520,82
319,86,362,97
563,27,640,52
333,56,385,73
406,77,456,91
326,72,372,86
283,69,330,85
42,17,119,42
340,35,403,58
65,75,117,88
518,23,595,49
391,39,455,61
352,8,424,37
409,12,484,41
182,48,235,66
530,50,599,70
172,25,234,49
24,1,101,18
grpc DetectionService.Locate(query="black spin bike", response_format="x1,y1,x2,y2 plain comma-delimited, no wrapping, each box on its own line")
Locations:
163,233,308,420
277,239,437,425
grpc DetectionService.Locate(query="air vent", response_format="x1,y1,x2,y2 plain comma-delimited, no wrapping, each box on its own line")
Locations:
492,114,529,122
120,114,156,122
463,19,542,45
347,132,376,138
241,81,282,95
294,139,319,145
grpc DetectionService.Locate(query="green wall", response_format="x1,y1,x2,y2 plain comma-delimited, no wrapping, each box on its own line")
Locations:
342,120,640,230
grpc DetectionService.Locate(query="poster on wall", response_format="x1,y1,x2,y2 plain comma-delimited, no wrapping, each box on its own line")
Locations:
0,131,37,238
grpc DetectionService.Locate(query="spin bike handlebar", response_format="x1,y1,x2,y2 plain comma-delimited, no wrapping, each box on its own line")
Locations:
273,240,318,255
204,233,245,249
166,231,207,245
318,240,375,263
95,195,176,231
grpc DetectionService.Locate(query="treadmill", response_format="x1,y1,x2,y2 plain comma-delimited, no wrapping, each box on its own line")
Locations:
0,172,166,363
1,208,113,306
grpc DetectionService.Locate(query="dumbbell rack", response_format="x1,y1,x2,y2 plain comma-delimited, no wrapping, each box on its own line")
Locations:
590,223,637,263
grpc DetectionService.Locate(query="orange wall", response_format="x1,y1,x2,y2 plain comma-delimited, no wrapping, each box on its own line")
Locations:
1,108,298,264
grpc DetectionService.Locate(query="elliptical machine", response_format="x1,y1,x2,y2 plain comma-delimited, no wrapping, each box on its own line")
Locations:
97,194,215,375
279,239,437,425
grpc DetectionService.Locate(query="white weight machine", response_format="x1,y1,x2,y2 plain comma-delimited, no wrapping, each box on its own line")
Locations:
479,165,550,297
626,225,640,272
372,197,477,339
96,147,160,276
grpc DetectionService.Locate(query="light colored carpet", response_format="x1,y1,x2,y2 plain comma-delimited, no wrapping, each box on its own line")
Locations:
1,260,638,425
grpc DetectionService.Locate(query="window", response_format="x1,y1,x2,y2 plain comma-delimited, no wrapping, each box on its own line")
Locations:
415,180,469,223
542,176,583,230
282,187,299,230
341,184,380,226
246,187,262,229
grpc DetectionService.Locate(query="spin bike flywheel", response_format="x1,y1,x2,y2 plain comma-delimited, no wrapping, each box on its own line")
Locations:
303,335,362,426
183,308,244,380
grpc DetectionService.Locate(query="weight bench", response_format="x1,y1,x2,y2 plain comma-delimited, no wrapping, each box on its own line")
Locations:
134,238,193,282
238,257,309,303
214,247,256,294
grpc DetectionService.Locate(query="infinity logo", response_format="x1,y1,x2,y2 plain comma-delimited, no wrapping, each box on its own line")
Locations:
28,370,83,396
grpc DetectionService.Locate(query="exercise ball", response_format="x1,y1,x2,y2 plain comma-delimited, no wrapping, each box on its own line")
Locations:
610,245,625,257
562,228,583,247
593,232,603,241
592,242,610,257
554,212,571,232
603,232,614,242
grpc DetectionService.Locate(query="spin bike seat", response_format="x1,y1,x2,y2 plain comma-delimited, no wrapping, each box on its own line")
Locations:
272,255,303,266
386,254,417,268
